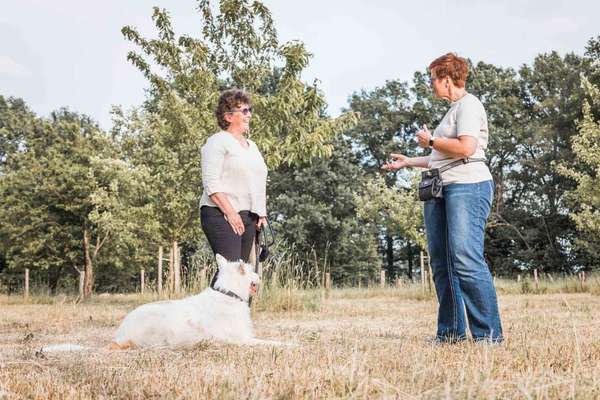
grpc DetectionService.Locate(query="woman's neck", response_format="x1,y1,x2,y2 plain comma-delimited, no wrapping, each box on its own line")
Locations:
225,128,249,147
226,127,245,138
449,87,467,102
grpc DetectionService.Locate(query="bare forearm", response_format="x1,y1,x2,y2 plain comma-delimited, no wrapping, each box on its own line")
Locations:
407,156,431,168
209,193,237,215
431,136,476,158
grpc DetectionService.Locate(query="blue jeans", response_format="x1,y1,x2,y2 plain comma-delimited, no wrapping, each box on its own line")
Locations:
424,180,503,342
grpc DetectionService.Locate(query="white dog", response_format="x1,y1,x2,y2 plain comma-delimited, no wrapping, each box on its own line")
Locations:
109,254,282,349
43,254,282,352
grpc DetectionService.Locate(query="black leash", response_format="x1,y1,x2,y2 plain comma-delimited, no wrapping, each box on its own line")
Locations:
250,219,275,307
257,220,275,262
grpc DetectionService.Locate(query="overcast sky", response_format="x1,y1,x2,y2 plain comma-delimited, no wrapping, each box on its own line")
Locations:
1,0,599,129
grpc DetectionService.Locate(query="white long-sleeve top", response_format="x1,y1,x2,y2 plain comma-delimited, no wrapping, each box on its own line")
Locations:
200,131,268,217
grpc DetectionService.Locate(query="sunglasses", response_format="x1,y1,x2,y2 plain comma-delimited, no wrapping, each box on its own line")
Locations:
227,107,253,115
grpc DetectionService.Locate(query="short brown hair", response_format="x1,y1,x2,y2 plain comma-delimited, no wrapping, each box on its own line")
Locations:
215,89,252,130
429,53,469,88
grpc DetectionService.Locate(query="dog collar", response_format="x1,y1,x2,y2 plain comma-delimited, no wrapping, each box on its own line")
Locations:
210,285,247,304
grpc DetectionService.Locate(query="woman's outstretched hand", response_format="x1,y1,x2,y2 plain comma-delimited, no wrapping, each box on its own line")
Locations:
381,153,410,171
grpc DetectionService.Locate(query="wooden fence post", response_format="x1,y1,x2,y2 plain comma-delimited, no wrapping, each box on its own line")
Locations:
324,272,331,299
579,271,586,290
140,269,145,295
422,252,433,293
517,274,521,283
533,269,539,291
168,243,175,294
157,246,163,295
174,243,181,294
24,268,29,299
380,270,386,288
420,252,426,293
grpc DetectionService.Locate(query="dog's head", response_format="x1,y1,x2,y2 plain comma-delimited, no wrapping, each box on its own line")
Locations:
214,254,260,300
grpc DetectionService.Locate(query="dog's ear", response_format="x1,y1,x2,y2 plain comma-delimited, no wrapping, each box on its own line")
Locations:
238,262,246,275
215,254,228,268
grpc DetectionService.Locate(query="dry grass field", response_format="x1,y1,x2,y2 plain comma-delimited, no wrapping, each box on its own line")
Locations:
1,279,600,399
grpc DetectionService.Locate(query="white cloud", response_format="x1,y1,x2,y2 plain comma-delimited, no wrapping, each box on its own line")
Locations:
0,55,32,78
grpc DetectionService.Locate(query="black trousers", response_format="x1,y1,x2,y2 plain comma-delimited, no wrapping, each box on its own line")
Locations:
200,206,258,263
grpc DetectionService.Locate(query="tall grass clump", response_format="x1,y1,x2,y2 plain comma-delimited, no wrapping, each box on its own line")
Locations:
253,242,324,313
494,273,599,295
174,240,323,313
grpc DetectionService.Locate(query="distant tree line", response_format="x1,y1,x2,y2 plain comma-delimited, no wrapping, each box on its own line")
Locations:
1,1,599,295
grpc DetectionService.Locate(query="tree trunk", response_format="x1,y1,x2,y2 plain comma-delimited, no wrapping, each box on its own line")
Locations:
495,165,504,215
407,241,413,281
174,242,181,294
385,234,394,279
47,265,63,295
83,228,94,299
157,245,163,295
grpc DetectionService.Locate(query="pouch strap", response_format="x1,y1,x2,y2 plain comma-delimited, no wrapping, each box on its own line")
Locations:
438,157,487,174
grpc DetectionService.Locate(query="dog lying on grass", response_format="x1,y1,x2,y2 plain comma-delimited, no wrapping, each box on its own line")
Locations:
42,254,283,352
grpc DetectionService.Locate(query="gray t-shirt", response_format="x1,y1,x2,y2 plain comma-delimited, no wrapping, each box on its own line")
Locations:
428,93,493,185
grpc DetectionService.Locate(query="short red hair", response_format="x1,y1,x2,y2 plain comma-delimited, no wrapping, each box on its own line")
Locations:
429,53,469,88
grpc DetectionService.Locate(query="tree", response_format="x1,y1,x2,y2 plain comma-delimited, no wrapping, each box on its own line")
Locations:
0,96,36,173
268,136,380,284
355,174,425,280
0,106,154,297
116,1,357,282
558,76,600,266
345,80,421,278
120,2,357,167
500,52,591,273
557,37,600,268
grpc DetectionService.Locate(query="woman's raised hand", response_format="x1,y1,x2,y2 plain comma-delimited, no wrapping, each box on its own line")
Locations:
416,124,432,148
381,153,410,171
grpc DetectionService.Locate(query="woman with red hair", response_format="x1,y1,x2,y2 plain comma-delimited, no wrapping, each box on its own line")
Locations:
383,53,503,343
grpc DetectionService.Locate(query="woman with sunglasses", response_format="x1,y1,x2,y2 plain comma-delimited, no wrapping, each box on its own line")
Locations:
382,53,503,344
200,89,268,266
